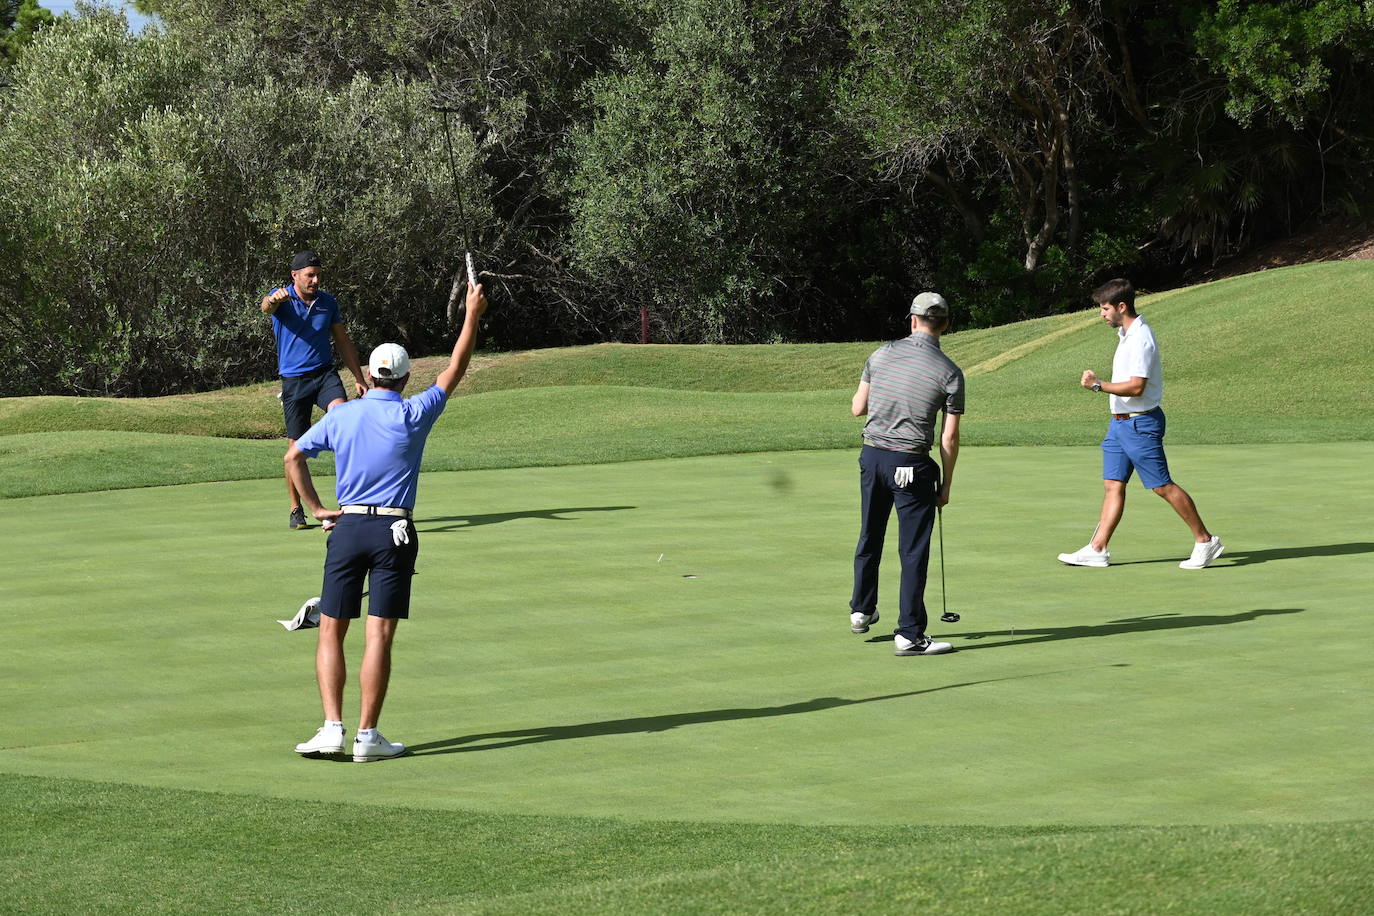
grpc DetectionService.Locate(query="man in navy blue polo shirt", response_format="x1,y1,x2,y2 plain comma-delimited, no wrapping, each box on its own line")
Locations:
261,250,369,531
284,281,489,762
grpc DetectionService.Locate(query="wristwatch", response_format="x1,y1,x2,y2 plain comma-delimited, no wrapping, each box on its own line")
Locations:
1090,381,1103,392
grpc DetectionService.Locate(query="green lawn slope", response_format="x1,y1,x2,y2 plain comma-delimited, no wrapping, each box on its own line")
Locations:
1,261,1371,498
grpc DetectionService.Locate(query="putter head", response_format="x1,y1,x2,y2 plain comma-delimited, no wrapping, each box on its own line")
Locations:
940,612,960,623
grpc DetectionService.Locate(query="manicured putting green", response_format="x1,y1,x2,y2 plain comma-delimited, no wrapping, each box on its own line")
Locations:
3,443,1370,827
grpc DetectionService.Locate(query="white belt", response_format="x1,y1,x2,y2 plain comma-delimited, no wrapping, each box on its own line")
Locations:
341,505,412,519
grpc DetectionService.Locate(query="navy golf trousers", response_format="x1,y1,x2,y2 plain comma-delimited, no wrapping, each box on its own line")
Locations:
850,444,940,641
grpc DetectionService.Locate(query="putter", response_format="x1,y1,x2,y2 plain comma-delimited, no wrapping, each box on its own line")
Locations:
938,507,959,623
435,103,478,325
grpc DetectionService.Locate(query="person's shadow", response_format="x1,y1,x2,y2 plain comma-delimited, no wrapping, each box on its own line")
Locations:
416,505,635,533
867,607,1304,651
406,669,1093,756
1112,542,1374,567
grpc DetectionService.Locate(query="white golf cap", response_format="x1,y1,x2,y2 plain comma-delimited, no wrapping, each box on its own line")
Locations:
368,343,411,380
910,292,949,317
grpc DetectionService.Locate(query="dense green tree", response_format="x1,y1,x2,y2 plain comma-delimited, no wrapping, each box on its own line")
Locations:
0,9,475,395
0,0,54,69
4,0,1374,394
843,0,1374,322
564,0,867,342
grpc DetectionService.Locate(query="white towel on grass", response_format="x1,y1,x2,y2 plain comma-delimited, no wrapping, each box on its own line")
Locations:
278,597,321,631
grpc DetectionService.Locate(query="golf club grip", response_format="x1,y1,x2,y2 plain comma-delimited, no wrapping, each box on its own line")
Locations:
465,251,477,287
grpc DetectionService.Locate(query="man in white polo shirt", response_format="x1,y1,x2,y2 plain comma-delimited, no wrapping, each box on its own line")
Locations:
1057,278,1224,570
284,281,489,762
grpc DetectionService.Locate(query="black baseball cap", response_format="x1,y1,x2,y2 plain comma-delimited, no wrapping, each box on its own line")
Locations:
291,250,322,271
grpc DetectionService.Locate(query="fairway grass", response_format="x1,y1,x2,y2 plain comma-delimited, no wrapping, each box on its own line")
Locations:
4,774,1369,914
3,444,1373,911
4,446,1370,824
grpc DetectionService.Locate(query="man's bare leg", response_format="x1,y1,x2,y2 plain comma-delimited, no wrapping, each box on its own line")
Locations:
286,438,301,509
1153,482,1212,543
316,616,350,722
1092,479,1127,551
358,616,399,730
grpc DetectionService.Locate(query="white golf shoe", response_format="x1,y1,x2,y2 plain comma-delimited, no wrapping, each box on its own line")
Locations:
1179,535,1225,569
850,610,880,633
1057,544,1110,567
294,725,346,756
353,732,406,763
894,634,953,656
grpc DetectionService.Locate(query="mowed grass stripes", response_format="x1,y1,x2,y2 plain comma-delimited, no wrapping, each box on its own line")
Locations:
4,445,1370,829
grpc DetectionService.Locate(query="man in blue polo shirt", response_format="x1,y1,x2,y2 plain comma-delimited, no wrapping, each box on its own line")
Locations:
261,250,368,531
284,281,489,762
1057,278,1224,569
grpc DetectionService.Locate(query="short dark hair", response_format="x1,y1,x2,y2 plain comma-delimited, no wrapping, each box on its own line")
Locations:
1092,278,1136,312
370,375,406,390
914,313,950,333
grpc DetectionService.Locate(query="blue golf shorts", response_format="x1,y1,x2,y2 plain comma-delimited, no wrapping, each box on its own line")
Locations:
281,366,347,440
1101,407,1173,490
318,514,419,619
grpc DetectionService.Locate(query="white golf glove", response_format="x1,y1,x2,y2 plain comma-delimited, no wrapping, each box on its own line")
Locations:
894,466,914,488
390,519,411,547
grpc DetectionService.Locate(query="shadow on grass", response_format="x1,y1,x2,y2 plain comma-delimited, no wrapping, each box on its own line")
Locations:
416,505,635,533
866,607,1304,651
406,672,1078,756
1112,542,1374,566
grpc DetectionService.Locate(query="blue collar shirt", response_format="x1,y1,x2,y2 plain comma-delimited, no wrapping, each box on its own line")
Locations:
271,285,341,376
294,387,449,509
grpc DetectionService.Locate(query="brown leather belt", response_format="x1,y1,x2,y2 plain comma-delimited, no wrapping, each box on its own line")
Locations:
1111,412,1149,420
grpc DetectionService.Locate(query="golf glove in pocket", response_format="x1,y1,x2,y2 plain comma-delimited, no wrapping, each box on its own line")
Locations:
390,519,411,547
894,466,915,488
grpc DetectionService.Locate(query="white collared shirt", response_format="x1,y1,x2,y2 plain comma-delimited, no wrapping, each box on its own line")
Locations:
1110,315,1163,413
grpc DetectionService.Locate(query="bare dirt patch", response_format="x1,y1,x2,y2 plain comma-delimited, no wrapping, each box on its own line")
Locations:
1196,221,1374,283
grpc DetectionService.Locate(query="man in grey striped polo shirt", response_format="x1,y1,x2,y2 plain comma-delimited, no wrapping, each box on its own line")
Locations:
849,292,965,656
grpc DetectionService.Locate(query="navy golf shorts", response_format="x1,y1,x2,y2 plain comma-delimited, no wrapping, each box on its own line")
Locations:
318,514,419,620
281,366,347,440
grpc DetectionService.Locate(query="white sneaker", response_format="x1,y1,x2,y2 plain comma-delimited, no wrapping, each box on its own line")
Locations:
294,726,346,756
894,634,953,656
850,610,880,633
1179,535,1225,569
353,732,405,763
1057,544,1110,567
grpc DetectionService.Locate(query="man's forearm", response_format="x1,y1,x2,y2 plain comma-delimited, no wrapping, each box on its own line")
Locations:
437,311,481,395
332,327,366,383
1100,379,1146,397
939,419,960,492
940,443,958,490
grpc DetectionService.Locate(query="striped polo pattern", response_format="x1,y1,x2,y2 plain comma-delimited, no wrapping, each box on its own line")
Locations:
861,333,965,453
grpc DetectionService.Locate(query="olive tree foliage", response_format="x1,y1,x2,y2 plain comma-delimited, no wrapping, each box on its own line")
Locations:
149,0,644,348
0,9,476,396
563,0,865,343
